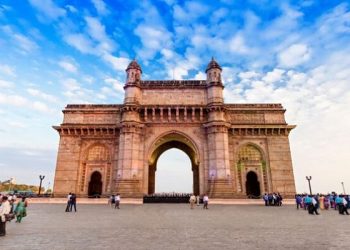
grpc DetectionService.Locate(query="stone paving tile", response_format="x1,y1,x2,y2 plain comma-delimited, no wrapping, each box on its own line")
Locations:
0,204,349,250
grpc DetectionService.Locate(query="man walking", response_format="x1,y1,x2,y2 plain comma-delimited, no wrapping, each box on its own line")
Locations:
115,194,120,209
69,193,77,212
203,194,209,209
65,192,72,212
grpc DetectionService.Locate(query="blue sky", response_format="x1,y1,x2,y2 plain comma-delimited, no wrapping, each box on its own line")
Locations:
0,0,350,193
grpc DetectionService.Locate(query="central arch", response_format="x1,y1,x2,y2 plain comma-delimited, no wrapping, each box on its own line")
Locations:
147,132,200,195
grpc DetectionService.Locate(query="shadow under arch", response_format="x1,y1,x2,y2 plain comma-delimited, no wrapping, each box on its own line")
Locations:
147,131,200,195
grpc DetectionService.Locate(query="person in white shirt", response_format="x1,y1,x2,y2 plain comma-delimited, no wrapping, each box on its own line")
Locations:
203,194,209,209
65,193,72,212
342,196,349,215
115,194,121,209
189,194,196,209
0,196,12,236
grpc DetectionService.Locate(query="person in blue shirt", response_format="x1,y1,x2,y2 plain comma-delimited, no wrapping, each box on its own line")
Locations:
335,195,343,214
295,195,302,210
263,193,268,206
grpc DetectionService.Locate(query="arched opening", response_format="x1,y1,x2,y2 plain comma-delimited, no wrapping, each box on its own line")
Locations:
237,144,268,194
246,171,260,197
88,171,102,197
148,133,200,195
155,148,192,193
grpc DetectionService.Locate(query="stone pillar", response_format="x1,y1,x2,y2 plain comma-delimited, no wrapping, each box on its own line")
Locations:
116,123,144,197
168,107,171,122
53,136,81,197
266,135,296,198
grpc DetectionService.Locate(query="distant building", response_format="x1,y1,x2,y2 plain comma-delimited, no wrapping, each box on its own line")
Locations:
53,58,296,198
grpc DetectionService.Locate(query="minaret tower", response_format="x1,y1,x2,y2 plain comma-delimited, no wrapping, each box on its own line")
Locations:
116,59,144,197
205,58,234,198
124,59,142,104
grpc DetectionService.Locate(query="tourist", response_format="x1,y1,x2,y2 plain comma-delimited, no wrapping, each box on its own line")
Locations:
324,195,330,210
203,194,209,209
319,195,325,210
189,194,196,209
65,192,72,212
15,197,28,223
196,195,200,206
295,194,302,209
268,193,273,206
263,193,268,206
0,196,11,236
115,193,120,209
277,193,283,206
342,196,349,215
69,193,77,212
335,194,343,213
109,194,116,208
310,195,319,215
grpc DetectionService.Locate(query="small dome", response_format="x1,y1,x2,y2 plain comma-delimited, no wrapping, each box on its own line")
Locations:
205,57,222,72
126,59,142,73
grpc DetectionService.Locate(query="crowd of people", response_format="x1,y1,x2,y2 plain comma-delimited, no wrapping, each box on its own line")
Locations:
295,193,350,215
2,190,348,237
262,193,283,206
0,194,28,237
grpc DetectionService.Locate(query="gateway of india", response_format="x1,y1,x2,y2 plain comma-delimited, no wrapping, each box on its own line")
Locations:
53,58,296,198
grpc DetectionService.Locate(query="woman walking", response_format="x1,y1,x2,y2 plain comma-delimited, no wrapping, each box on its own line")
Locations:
15,197,28,223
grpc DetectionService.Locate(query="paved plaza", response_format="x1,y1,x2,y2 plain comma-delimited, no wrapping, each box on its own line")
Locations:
1,203,349,250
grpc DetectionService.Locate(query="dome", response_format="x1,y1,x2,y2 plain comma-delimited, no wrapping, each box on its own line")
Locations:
205,57,222,72
126,59,142,73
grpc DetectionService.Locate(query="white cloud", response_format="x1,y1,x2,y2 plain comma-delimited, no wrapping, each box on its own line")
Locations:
229,34,250,54
278,43,311,68
58,58,78,73
85,16,116,53
0,64,16,77
173,2,209,24
27,88,59,103
65,5,77,13
262,68,285,83
238,71,260,80
64,33,95,54
102,54,130,72
134,24,172,60
14,33,38,52
0,79,14,88
91,0,110,16
104,78,124,93
1,26,39,53
62,78,80,91
194,71,206,80
29,0,66,20
32,101,52,113
0,93,27,106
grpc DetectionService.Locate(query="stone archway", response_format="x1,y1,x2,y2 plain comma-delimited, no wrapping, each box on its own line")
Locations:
245,171,261,197
88,171,102,197
147,132,200,195
236,143,269,195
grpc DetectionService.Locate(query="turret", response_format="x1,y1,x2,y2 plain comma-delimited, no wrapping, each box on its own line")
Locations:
206,57,223,105
124,59,142,104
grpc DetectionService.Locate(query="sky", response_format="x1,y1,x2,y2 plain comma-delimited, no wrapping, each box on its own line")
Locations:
0,0,350,194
